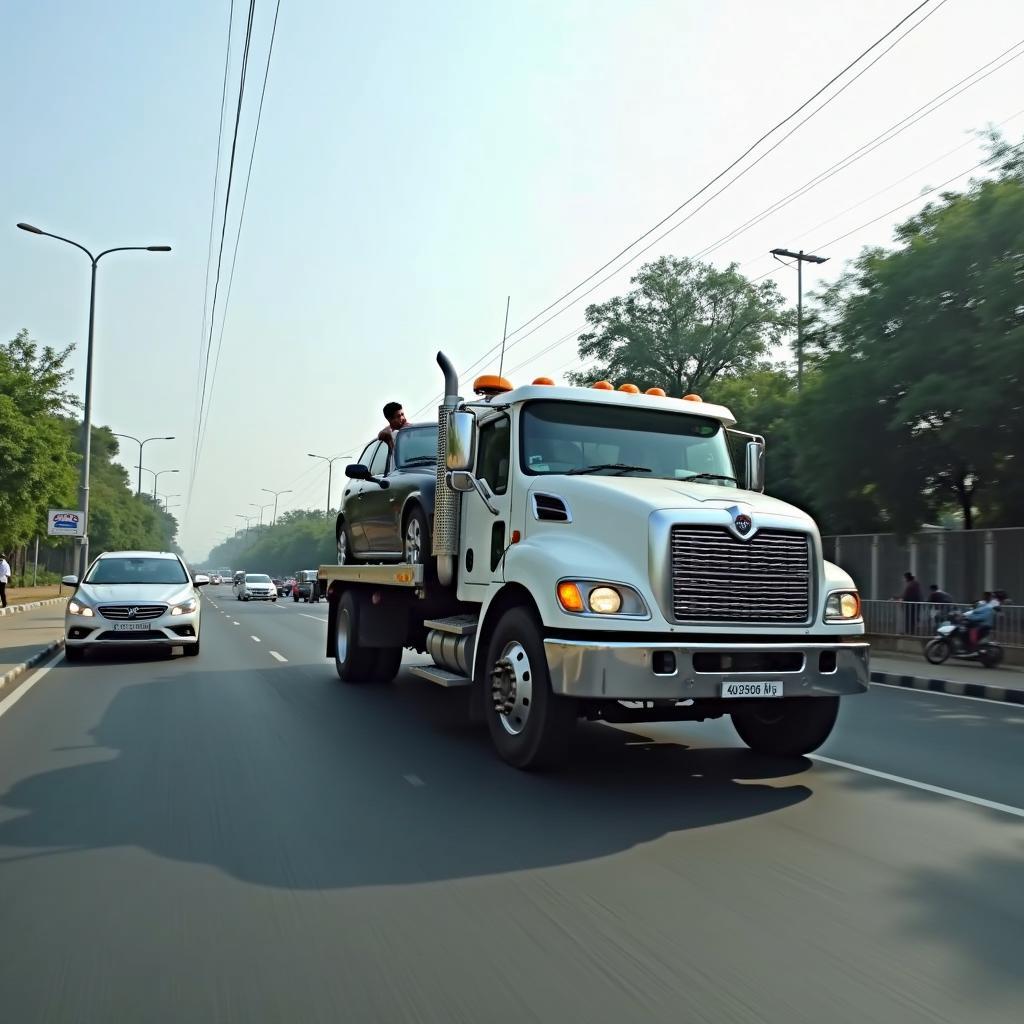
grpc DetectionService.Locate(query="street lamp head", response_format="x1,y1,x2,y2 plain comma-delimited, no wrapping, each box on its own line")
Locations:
163,435,175,440
17,222,44,234
147,245,172,252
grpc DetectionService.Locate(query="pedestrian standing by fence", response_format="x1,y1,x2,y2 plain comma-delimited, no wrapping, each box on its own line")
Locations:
0,552,10,608
896,571,923,634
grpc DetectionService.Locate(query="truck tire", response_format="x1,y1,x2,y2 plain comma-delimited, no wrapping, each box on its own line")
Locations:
483,606,576,770
334,591,378,682
731,696,839,757
373,646,403,683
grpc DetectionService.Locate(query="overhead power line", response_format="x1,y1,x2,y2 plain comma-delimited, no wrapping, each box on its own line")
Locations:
451,0,942,384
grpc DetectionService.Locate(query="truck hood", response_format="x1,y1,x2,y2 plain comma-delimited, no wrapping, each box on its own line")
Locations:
528,474,811,524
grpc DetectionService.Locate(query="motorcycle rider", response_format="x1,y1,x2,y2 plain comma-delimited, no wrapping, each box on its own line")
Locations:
964,598,996,651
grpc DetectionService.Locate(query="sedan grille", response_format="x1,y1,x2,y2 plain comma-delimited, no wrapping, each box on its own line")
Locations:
98,604,166,621
670,526,811,623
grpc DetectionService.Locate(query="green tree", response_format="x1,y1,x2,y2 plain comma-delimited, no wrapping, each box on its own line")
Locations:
567,256,792,395
796,135,1024,531
0,331,78,551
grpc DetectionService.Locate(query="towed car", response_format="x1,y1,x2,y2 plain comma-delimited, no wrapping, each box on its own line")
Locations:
63,551,208,661
335,421,438,567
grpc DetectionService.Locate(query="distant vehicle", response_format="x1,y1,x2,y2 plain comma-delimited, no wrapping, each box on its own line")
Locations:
237,573,277,601
62,550,208,661
283,577,297,597
271,577,286,596
232,570,245,587
292,570,320,603
211,574,223,585
274,577,292,597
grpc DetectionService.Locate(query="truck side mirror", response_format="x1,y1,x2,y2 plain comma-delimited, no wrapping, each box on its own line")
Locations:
446,411,476,471
447,470,475,492
745,441,765,493
345,463,371,480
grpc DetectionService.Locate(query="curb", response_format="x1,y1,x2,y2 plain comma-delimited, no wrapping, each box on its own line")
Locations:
871,669,1024,706
0,597,67,617
0,638,65,695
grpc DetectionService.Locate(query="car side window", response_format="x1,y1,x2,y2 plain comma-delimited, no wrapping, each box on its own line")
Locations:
357,442,376,467
369,442,389,477
477,415,510,495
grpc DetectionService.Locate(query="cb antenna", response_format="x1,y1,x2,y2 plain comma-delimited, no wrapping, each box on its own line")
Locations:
498,295,511,380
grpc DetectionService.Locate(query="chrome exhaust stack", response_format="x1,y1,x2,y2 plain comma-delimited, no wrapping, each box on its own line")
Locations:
433,352,462,586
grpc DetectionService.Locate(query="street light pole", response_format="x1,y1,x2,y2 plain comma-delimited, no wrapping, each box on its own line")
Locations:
249,502,273,532
236,514,255,538
136,466,180,499
308,454,346,513
17,222,170,576
770,248,829,390
261,488,292,527
113,433,175,495
158,493,181,511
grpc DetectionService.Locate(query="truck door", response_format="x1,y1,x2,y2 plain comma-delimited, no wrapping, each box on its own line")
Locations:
460,413,512,594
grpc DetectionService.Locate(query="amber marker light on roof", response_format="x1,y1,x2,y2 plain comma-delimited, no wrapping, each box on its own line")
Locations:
645,387,666,397
591,380,614,390
473,374,513,395
618,383,640,393
682,394,703,402
532,376,554,385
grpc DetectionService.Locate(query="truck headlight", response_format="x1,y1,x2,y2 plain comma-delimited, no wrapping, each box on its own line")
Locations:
171,597,198,616
824,591,861,621
68,598,94,617
556,580,648,617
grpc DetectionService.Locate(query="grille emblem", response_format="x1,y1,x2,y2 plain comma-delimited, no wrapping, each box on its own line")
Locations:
726,505,755,540
127,607,139,618
734,514,752,536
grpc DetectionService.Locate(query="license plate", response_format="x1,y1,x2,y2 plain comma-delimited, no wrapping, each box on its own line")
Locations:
721,681,783,698
112,622,152,632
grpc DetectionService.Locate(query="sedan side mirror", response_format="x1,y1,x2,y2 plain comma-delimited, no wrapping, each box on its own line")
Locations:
62,574,79,587
345,463,371,480
194,574,210,587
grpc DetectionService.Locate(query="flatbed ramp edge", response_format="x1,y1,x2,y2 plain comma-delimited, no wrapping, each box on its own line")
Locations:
317,564,424,587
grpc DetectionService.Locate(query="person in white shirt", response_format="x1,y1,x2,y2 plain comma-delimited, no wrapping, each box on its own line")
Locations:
0,553,11,608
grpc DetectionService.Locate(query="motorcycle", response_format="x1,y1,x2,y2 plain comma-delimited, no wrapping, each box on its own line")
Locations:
924,612,1003,668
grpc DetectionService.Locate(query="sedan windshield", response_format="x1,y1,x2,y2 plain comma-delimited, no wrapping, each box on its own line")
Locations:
394,424,438,468
521,400,735,484
246,574,271,583
85,557,189,585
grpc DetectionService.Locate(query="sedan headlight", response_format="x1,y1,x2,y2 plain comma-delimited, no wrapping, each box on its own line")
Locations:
170,597,199,616
556,580,648,617
824,590,861,622
67,598,94,617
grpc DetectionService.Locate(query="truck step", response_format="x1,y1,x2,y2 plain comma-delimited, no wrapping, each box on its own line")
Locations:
410,665,473,688
423,615,478,636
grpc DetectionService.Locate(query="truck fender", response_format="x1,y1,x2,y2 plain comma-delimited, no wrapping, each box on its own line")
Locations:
471,583,543,688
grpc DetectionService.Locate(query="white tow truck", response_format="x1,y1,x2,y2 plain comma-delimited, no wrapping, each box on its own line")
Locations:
319,353,868,769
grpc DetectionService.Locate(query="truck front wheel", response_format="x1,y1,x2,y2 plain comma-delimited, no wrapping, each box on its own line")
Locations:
483,607,576,770
731,696,839,756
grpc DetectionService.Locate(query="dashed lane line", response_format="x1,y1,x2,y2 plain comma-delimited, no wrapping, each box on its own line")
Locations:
251,636,261,643
269,651,288,663
403,774,425,787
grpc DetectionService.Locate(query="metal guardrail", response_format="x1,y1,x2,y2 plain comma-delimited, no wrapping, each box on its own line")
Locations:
861,599,1024,647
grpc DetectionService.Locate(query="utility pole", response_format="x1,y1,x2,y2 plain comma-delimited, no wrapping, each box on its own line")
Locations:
770,248,828,390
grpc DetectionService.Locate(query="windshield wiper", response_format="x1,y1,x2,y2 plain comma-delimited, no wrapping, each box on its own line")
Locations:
567,463,653,476
680,472,738,485
401,456,436,466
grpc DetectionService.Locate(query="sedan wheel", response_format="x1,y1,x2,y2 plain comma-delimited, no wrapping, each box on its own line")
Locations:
403,514,423,564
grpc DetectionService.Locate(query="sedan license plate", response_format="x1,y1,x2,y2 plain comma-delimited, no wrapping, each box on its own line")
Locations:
721,681,783,698
112,622,152,632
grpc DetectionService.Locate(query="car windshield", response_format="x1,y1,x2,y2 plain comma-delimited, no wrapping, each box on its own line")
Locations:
246,574,271,583
394,424,438,468
85,557,189,585
521,400,735,484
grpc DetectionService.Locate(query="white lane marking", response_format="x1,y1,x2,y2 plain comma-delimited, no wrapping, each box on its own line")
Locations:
810,754,1024,819
251,636,261,643
233,621,241,626
0,658,60,720
299,613,328,623
871,679,1022,708
269,651,288,662
403,774,425,787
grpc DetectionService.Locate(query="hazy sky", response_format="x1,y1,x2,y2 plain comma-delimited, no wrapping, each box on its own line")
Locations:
3,0,1022,559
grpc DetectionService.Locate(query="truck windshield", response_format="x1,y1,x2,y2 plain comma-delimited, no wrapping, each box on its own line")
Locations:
395,424,438,468
521,400,735,484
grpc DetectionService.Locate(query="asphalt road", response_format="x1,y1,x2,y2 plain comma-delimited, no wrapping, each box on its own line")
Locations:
0,587,1021,1023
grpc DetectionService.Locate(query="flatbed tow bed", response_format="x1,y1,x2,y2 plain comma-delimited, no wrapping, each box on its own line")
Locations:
317,563,423,588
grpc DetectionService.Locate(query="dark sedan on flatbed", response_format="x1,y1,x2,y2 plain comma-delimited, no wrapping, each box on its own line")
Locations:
335,422,438,566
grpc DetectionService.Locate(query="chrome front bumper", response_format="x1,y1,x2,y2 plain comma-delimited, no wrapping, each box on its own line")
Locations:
544,638,870,700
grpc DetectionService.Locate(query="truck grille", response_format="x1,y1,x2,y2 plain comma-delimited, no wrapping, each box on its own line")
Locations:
98,604,166,621
670,526,811,623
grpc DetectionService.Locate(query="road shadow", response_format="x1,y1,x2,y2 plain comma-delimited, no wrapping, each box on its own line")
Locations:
0,661,812,891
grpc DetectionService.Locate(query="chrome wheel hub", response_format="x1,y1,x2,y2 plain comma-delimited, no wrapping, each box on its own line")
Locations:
490,641,533,736
404,517,422,563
